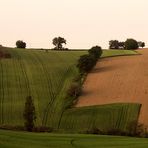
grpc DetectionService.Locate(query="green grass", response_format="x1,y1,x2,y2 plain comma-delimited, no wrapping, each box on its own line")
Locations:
101,49,138,58
0,47,139,131
0,130,148,148
0,48,86,127
60,103,141,133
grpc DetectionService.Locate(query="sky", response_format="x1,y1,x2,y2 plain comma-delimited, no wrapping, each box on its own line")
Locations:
0,0,148,49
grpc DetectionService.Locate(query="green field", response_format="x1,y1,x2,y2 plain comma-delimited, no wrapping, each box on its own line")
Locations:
60,103,141,133
101,49,139,58
0,130,148,148
0,47,139,132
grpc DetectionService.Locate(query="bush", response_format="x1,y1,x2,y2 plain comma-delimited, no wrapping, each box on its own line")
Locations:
125,39,138,50
77,54,96,73
23,96,36,132
86,127,103,135
16,40,26,48
33,126,53,132
107,128,126,136
88,46,102,59
67,82,82,98
126,120,148,137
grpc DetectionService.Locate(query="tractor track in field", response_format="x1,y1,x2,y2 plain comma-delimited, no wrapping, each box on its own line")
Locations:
76,49,148,127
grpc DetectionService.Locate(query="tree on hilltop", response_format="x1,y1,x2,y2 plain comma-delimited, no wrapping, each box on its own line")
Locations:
109,40,119,49
16,40,26,48
138,41,145,48
52,37,67,50
124,39,138,50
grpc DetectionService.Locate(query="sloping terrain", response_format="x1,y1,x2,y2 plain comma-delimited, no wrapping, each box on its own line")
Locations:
0,47,139,132
0,47,86,127
77,49,148,126
60,103,140,132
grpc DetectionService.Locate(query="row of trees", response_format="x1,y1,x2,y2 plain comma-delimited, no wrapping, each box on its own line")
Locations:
16,37,67,50
23,46,102,132
77,46,102,73
109,39,145,50
16,37,146,50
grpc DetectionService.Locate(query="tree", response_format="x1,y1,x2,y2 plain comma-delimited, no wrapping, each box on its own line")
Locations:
138,41,145,48
124,39,138,50
67,82,81,98
16,40,26,48
77,54,96,73
88,46,102,59
23,96,36,132
141,42,145,48
118,42,125,49
52,37,66,50
109,40,119,49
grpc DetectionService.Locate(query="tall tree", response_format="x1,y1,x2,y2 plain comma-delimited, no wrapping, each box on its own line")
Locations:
23,96,36,132
52,37,66,50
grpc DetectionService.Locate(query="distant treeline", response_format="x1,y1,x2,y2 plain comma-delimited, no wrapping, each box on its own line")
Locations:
1,37,146,50
109,39,145,50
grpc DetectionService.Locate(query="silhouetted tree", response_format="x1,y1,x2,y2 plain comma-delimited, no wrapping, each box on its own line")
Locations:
138,41,145,48
88,46,102,59
125,39,138,50
16,40,26,48
23,96,36,132
141,42,145,48
118,42,125,49
52,37,66,50
109,40,119,49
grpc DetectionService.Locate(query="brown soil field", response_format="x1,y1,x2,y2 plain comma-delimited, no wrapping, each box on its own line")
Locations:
76,49,148,126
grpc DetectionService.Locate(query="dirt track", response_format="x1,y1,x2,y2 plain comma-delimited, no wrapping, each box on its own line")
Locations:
76,49,148,126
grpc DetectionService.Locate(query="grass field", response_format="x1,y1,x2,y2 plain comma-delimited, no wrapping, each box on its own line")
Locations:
101,49,139,58
0,130,148,148
0,47,139,132
59,103,141,133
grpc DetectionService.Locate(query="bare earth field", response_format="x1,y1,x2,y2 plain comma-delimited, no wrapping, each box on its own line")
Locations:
77,49,148,126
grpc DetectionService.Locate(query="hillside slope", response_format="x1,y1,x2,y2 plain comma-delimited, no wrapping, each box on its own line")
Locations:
77,49,148,126
0,47,140,132
0,47,85,126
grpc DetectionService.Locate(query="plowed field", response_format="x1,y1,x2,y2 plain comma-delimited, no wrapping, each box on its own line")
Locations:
77,49,148,126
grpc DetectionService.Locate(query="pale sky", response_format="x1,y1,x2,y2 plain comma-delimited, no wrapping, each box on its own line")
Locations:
0,0,148,49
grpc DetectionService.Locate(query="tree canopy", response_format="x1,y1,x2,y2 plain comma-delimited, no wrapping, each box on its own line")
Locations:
16,40,26,48
52,37,67,50
125,39,139,50
88,46,102,59
138,41,145,48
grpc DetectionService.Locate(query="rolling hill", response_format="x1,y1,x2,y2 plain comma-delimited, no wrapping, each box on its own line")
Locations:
0,47,140,133
77,49,148,127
